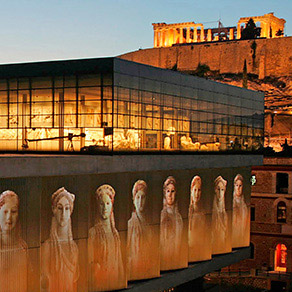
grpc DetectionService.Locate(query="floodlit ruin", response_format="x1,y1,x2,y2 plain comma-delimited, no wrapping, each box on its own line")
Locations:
153,13,285,47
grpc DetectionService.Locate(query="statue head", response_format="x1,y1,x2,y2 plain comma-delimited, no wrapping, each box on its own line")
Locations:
163,176,176,207
233,174,244,198
95,184,115,220
132,180,147,213
214,176,227,203
0,190,19,232
51,187,75,227
190,176,202,206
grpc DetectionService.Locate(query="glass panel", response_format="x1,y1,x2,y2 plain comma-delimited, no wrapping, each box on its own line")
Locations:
9,91,18,128
78,74,101,87
31,77,52,89
0,79,7,91
31,102,53,128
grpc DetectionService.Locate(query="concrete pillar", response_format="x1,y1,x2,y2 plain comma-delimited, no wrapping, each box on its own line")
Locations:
229,28,234,40
237,23,242,39
179,28,183,43
272,172,277,194
287,249,292,272
288,173,292,194
207,29,212,41
194,27,198,42
186,27,190,43
200,26,205,42
270,248,275,270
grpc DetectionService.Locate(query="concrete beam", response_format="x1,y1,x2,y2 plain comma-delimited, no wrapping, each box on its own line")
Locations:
124,247,250,292
0,154,263,177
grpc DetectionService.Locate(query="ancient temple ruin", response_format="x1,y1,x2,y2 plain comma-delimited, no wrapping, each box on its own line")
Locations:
153,12,285,47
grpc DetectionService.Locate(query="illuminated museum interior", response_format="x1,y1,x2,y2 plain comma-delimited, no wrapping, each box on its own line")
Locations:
0,57,263,152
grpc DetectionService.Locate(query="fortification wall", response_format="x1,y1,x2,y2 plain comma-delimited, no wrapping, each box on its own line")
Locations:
119,37,292,78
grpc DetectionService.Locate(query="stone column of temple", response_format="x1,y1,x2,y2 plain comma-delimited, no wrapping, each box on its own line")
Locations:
229,28,234,40
186,27,190,43
173,27,177,44
172,28,175,45
157,30,161,47
159,29,164,47
194,27,197,42
207,29,212,41
165,29,169,46
154,30,158,47
200,26,205,42
237,23,242,39
179,27,183,43
261,21,267,38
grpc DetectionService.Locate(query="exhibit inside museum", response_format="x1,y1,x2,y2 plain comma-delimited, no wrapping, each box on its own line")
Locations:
0,57,263,153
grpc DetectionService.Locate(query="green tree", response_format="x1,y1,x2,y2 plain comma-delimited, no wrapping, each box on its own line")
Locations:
276,29,284,36
241,18,261,40
192,63,210,78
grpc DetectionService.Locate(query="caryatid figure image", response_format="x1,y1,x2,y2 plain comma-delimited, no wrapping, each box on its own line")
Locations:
41,187,79,292
88,184,125,292
232,174,249,247
127,180,158,280
0,190,28,292
160,176,183,270
212,176,228,254
188,176,210,262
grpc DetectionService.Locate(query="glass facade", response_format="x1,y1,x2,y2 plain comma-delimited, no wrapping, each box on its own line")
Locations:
0,58,264,152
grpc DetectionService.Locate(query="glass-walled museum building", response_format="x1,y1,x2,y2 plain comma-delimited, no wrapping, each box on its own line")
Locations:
0,57,263,152
0,57,264,292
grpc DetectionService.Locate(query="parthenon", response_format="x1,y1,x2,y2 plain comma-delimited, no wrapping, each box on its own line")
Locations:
153,13,286,47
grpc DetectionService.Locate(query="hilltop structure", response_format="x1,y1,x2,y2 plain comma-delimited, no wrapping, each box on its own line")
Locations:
152,13,285,47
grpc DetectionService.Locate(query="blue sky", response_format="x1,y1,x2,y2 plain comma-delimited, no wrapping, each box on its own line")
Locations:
0,0,291,64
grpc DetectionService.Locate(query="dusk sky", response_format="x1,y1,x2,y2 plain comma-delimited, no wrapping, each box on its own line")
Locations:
1,0,291,64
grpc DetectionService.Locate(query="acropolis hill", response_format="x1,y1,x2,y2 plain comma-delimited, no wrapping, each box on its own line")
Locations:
120,13,290,79
119,13,292,151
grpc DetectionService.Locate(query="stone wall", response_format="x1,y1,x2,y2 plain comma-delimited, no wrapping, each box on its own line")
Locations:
252,171,274,193
119,37,292,79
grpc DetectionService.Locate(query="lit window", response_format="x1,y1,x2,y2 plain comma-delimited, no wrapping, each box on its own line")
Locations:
275,244,287,272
